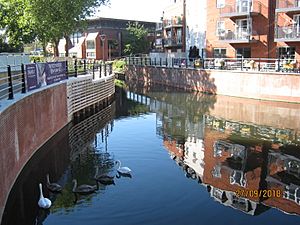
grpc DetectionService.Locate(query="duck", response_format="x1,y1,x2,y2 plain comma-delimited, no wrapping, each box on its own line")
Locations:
115,160,132,175
72,179,98,194
94,167,115,185
46,174,62,192
38,183,52,209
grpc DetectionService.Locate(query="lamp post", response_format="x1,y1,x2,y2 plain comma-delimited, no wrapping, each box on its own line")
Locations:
100,34,106,61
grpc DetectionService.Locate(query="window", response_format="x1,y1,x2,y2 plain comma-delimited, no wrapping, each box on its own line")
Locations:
236,48,251,58
293,14,300,36
213,48,226,58
235,18,251,39
216,21,225,36
216,0,225,8
86,40,95,50
86,52,95,58
277,47,295,59
236,0,251,13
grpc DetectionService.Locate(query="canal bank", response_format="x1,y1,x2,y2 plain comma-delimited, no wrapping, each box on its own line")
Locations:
125,65,300,103
0,73,115,223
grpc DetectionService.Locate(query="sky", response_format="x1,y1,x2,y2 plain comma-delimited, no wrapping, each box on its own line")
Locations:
95,0,173,22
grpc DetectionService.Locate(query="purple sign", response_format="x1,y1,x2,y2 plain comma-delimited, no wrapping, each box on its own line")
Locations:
25,64,39,91
45,61,67,85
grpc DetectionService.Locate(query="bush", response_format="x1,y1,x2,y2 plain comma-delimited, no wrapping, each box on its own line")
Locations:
30,55,44,63
112,59,126,73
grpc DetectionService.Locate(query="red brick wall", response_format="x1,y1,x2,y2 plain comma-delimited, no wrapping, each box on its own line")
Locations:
126,66,300,103
0,84,68,220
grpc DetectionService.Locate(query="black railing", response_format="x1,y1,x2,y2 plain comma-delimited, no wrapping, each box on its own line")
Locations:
126,56,300,73
0,59,113,102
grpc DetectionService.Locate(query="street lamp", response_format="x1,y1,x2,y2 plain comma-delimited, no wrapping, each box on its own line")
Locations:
100,34,106,61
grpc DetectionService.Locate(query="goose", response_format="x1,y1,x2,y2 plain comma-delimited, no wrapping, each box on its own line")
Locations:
38,183,52,209
46,174,62,192
94,167,115,185
115,160,131,175
72,179,97,194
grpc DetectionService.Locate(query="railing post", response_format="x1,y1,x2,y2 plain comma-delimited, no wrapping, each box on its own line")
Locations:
240,58,243,71
258,58,261,71
104,63,107,77
74,59,78,77
160,58,162,67
276,59,280,72
166,58,168,67
172,58,174,67
21,63,26,93
99,62,102,78
7,65,14,100
66,60,69,77
92,60,95,79
154,58,156,66
185,58,188,68
84,59,87,73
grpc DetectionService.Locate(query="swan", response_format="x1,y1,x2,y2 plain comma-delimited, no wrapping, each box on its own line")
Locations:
46,174,62,192
72,179,97,194
115,160,131,175
94,167,115,185
38,183,52,209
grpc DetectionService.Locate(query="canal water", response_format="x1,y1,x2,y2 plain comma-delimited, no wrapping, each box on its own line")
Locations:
2,85,300,225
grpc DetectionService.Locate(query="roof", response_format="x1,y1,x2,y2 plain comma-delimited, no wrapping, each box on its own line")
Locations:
86,32,99,41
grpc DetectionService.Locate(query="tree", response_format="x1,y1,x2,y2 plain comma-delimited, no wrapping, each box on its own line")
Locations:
123,22,150,56
0,0,36,52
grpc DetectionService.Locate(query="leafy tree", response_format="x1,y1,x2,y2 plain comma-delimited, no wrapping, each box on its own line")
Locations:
123,22,150,55
0,0,36,52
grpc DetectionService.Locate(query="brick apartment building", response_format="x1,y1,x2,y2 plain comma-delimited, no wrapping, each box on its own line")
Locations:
206,0,277,59
206,0,300,60
59,17,156,60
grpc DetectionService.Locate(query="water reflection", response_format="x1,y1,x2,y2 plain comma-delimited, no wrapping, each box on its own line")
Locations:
1,103,116,225
126,86,300,217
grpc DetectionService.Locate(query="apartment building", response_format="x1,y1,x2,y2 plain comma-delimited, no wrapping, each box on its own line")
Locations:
206,0,276,58
275,0,300,59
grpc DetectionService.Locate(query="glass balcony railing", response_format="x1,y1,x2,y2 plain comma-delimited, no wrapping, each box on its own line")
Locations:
164,38,183,47
163,18,183,28
276,0,300,13
220,1,261,18
218,30,253,43
275,25,300,41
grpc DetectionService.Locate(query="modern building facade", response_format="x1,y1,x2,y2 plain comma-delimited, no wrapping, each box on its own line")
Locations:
206,0,276,58
58,17,156,60
275,0,300,60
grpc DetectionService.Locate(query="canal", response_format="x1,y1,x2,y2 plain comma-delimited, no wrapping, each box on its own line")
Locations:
2,84,300,225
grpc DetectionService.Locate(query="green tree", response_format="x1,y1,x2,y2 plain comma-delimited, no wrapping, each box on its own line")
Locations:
0,0,36,52
123,22,149,55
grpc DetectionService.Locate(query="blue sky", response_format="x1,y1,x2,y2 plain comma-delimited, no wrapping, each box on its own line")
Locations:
95,0,172,22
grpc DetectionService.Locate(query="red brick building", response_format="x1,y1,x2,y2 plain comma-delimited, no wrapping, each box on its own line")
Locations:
206,0,277,58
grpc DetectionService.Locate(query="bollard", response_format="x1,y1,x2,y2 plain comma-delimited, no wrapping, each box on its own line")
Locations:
21,64,26,93
7,65,14,99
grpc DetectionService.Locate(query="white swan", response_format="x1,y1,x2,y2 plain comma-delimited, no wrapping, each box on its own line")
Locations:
115,160,131,175
38,183,52,209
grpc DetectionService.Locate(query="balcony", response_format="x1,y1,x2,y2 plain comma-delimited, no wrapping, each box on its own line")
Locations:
164,38,183,47
218,30,255,43
275,25,300,42
156,22,163,31
163,18,183,29
276,0,300,13
220,1,261,18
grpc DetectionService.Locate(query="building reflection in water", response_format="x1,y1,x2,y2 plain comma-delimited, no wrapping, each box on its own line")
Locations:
126,88,300,216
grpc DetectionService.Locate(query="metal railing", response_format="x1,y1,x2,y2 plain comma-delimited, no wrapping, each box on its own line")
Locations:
163,18,183,28
126,56,300,73
275,25,300,40
0,59,113,101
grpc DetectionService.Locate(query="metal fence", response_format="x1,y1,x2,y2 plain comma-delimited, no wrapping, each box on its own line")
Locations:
0,59,113,101
126,56,300,73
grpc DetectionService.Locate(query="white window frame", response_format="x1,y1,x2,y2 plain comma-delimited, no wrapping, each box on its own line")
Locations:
236,0,252,13
293,14,300,35
235,18,251,39
216,0,225,8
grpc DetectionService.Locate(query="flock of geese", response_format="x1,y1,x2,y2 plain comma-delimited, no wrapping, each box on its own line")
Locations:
38,160,131,209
